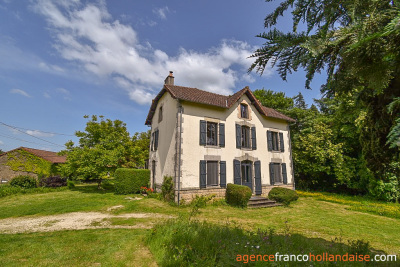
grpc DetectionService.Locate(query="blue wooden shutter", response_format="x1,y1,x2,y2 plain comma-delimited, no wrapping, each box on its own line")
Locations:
269,162,275,185
254,161,262,195
282,163,287,184
251,127,257,150
279,132,284,152
154,130,159,150
200,160,207,189
267,131,272,151
219,123,225,147
200,120,206,145
236,124,241,149
151,132,154,151
220,161,226,188
233,159,241,185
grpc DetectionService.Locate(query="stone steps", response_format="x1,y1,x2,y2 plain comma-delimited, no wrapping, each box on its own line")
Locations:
247,196,283,208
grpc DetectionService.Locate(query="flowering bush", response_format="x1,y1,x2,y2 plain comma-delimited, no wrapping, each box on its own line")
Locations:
140,186,154,195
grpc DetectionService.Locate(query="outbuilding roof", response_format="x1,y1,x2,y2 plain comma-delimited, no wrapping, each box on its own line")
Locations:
0,147,66,163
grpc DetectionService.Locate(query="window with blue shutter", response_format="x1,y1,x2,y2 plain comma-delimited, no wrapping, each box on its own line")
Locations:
219,123,225,147
200,160,207,189
254,161,262,195
220,161,226,188
279,132,284,152
282,163,287,184
269,162,275,185
251,127,257,150
200,120,206,145
235,124,241,149
154,130,159,151
267,131,273,151
233,159,241,185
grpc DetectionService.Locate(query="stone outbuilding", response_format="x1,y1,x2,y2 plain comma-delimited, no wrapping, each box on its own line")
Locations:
0,147,66,183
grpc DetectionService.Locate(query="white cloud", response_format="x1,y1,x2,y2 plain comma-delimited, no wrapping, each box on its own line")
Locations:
153,6,169,20
43,91,51,98
26,130,55,137
33,0,267,104
10,88,31,98
0,140,4,145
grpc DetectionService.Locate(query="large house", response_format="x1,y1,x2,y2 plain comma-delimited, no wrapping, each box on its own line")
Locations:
145,72,295,202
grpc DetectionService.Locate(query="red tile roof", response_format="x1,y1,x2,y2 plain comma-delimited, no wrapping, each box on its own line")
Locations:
145,85,295,125
1,147,66,163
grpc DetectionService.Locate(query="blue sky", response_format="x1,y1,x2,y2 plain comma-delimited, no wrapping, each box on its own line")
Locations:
0,0,325,152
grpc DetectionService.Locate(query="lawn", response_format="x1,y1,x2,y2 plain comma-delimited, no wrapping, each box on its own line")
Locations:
0,185,399,266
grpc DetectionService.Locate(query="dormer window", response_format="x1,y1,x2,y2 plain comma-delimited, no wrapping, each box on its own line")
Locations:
158,106,163,122
240,103,248,119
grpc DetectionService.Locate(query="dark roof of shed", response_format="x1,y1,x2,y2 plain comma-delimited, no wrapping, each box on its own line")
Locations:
145,85,295,125
0,147,66,163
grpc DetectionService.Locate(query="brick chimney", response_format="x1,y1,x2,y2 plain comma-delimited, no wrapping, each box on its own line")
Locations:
164,71,174,85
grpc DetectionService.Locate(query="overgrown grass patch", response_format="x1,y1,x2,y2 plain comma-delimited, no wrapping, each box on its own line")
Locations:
0,229,156,266
147,218,388,266
298,191,400,219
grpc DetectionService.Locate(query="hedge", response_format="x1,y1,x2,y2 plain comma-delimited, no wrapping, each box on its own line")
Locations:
268,187,299,206
114,168,150,194
225,183,252,208
10,175,37,189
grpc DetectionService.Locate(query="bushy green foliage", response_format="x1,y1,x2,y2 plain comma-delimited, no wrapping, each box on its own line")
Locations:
161,176,174,202
67,180,75,189
268,187,299,206
250,0,400,200
114,168,150,194
59,115,150,185
147,219,373,266
225,183,252,208
10,175,37,189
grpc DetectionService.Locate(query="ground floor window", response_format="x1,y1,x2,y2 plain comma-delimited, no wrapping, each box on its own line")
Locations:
200,160,226,188
206,161,218,186
269,162,288,185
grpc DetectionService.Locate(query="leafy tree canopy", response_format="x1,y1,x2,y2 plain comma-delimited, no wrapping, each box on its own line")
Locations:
250,0,400,180
59,115,149,186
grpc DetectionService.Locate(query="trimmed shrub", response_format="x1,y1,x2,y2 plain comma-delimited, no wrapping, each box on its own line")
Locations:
268,187,299,206
161,176,174,202
41,176,67,188
225,183,252,208
10,175,37,189
114,168,150,194
67,180,75,189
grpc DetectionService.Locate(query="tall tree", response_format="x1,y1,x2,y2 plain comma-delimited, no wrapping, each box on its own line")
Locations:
250,0,400,181
59,115,146,187
293,92,307,109
253,89,294,111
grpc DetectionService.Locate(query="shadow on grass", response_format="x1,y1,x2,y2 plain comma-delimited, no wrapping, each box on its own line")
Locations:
69,184,114,194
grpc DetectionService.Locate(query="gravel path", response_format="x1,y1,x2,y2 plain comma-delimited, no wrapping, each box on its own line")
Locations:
0,209,172,234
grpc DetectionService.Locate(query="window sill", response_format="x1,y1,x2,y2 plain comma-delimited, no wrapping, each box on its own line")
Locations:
205,145,220,149
239,147,252,151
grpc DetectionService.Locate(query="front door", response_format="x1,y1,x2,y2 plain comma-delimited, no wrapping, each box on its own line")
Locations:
241,160,253,192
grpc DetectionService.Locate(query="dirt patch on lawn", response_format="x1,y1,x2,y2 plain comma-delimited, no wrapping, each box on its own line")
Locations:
0,212,172,234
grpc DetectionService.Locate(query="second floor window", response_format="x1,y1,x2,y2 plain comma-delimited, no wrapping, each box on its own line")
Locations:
206,122,218,146
267,130,284,152
158,106,163,122
236,124,257,150
240,103,249,119
241,126,250,148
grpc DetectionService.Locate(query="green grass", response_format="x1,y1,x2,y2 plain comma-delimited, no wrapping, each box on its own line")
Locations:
147,219,394,266
0,186,399,265
298,191,400,219
0,229,156,267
